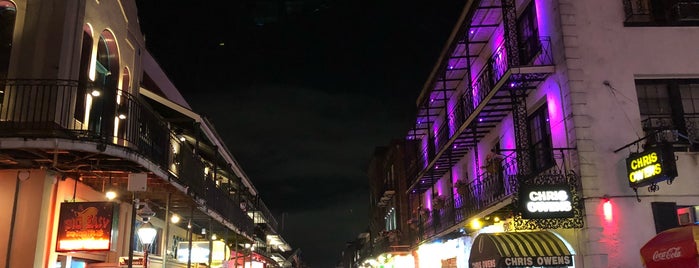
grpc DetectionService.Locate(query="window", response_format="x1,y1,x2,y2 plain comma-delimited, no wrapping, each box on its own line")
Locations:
636,79,699,146
528,104,554,174
517,1,540,65
0,1,16,111
624,0,699,26
75,30,92,123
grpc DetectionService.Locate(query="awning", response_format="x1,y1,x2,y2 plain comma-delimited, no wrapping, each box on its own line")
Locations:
469,231,574,268
640,225,699,268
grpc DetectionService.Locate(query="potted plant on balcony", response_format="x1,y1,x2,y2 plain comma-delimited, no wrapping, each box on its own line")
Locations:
432,195,446,210
455,179,469,195
407,218,418,230
387,230,400,243
482,153,503,175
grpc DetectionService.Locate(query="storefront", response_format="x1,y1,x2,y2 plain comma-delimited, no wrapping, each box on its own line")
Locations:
468,231,574,268
640,224,699,268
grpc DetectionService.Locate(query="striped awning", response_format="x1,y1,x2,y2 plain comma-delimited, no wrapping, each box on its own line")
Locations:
469,231,574,268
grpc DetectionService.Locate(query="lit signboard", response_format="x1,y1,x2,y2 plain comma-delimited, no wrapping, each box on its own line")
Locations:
626,145,677,188
56,202,118,252
519,184,574,219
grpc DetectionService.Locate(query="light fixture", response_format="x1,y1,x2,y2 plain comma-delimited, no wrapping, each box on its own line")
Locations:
187,220,192,229
170,214,180,224
603,198,613,221
211,234,217,240
118,113,127,120
91,89,101,97
105,190,117,200
178,135,186,142
201,228,206,235
137,222,157,268
470,218,483,230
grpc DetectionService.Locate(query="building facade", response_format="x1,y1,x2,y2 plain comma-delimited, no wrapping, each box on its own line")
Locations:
363,0,699,267
0,0,292,267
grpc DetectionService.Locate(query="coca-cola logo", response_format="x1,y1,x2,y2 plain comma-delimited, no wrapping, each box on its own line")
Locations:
653,247,682,261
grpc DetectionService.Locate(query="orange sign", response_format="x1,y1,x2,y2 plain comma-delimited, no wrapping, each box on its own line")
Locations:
56,202,117,252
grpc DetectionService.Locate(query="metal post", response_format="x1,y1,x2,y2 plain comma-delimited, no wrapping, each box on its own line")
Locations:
163,193,171,267
208,220,213,267
143,245,149,268
128,193,137,268
187,207,194,268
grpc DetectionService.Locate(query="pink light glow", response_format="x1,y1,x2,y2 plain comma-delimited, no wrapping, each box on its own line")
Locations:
603,199,613,222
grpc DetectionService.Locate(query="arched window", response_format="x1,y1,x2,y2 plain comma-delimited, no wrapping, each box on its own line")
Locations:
0,1,16,110
75,25,93,123
88,30,119,139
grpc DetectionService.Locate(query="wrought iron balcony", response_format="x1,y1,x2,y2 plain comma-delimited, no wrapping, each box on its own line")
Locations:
409,37,554,194
0,79,256,240
0,79,169,167
413,148,582,240
641,114,699,149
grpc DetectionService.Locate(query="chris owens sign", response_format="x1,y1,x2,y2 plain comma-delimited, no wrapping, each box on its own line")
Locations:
56,202,118,252
519,184,573,219
626,145,677,188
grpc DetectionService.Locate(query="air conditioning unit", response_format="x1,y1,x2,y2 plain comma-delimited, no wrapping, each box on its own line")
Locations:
677,206,699,225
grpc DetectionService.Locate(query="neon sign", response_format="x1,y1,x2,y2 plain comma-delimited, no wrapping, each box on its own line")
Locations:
626,145,677,188
56,202,117,252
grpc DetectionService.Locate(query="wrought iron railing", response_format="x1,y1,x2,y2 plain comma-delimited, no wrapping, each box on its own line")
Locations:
435,122,450,153
0,79,170,167
256,200,279,232
206,178,256,235
0,79,257,234
641,114,699,146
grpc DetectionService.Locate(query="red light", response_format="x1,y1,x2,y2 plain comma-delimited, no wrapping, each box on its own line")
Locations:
603,199,613,221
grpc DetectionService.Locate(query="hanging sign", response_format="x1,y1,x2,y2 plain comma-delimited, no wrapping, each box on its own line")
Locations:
626,145,677,188
519,184,574,219
56,202,118,252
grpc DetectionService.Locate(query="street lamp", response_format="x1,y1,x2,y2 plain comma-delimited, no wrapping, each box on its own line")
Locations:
137,222,157,268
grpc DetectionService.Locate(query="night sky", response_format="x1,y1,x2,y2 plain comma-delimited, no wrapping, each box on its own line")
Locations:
136,1,465,267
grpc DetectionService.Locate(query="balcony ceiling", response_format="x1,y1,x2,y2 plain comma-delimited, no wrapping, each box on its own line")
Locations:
0,145,254,245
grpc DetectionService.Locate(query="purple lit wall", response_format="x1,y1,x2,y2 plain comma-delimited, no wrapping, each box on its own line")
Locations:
421,132,429,168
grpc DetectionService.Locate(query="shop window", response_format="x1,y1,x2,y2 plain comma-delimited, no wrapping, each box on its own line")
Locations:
528,104,554,174
624,0,699,26
636,79,699,148
517,0,540,65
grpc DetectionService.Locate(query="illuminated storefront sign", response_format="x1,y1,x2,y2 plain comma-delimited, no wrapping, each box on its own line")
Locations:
519,184,573,219
177,240,227,263
56,202,118,252
626,145,677,188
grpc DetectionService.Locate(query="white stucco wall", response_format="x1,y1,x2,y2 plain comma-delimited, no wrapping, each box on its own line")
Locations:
558,0,699,267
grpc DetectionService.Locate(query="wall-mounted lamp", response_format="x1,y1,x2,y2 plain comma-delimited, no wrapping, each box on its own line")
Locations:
603,197,613,222
211,234,217,240
470,219,483,230
91,89,101,97
170,214,180,224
